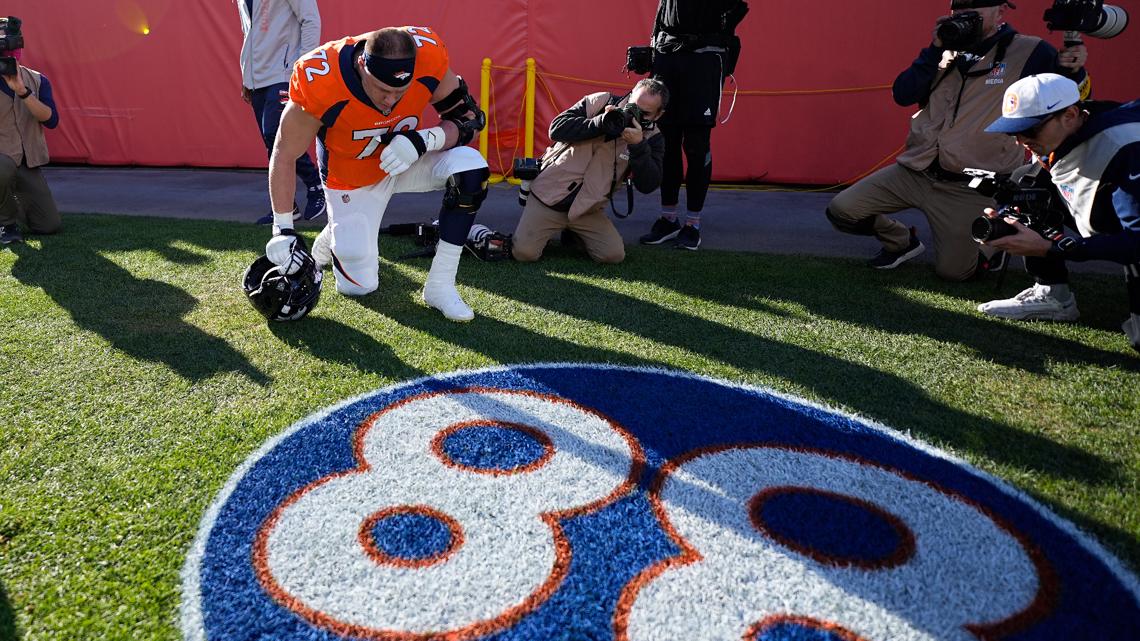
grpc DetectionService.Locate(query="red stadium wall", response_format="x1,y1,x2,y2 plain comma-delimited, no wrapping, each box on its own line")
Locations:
10,0,1140,184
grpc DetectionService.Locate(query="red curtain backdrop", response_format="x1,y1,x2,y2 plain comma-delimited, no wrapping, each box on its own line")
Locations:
11,0,1140,183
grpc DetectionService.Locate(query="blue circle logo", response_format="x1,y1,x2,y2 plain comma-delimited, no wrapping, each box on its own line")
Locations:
182,365,1140,640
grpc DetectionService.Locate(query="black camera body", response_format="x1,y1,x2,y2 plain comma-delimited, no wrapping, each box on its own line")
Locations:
938,11,984,51
512,157,541,181
965,169,1064,242
0,16,23,77
513,157,542,207
601,103,650,138
466,224,514,261
625,46,653,75
1044,0,1129,39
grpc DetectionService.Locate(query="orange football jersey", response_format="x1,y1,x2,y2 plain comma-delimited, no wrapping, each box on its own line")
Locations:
289,26,450,190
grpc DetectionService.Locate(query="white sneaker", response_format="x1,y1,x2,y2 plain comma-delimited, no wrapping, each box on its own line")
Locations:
423,283,474,322
978,284,1079,322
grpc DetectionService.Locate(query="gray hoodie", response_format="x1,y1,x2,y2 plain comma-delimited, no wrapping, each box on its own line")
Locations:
236,0,321,89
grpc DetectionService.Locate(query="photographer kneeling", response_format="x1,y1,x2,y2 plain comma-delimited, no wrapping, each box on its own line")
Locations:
977,74,1140,352
511,78,667,264
0,30,60,245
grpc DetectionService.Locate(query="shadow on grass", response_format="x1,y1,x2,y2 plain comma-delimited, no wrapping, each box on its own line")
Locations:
345,262,680,371
267,316,425,381
629,249,1138,374
354,243,1120,488
0,581,17,641
8,217,269,385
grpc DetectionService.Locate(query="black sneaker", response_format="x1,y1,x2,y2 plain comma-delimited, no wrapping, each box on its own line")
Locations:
302,187,326,221
868,227,924,269
674,224,701,250
255,202,300,225
639,216,682,245
0,224,24,245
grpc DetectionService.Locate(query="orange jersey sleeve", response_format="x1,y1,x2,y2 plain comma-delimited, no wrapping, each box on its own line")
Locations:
287,28,452,191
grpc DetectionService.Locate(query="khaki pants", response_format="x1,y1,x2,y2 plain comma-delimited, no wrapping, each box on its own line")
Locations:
512,197,625,264
0,155,61,234
828,163,994,281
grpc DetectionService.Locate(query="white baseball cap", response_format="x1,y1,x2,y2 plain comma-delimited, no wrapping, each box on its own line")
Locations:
985,73,1081,134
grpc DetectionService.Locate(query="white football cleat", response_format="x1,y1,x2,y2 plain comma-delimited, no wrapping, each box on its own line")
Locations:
978,283,1079,322
423,283,474,322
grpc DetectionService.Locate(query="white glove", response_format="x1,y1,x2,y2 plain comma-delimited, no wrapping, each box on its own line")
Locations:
266,232,308,275
379,127,446,176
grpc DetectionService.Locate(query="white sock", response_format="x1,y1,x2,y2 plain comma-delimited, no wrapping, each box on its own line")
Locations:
427,241,463,287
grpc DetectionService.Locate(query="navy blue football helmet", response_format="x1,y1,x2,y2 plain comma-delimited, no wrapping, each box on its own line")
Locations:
242,254,322,321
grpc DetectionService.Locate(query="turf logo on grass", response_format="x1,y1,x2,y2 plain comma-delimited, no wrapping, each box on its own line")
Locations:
182,364,1140,641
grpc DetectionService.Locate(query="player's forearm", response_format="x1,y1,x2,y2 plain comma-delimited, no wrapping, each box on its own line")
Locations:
437,120,460,149
268,150,299,219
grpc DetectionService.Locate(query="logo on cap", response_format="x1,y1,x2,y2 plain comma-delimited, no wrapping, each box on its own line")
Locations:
393,71,411,81
1003,92,1019,116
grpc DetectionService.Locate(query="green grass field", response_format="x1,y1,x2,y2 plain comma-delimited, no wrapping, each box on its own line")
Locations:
1,213,1138,640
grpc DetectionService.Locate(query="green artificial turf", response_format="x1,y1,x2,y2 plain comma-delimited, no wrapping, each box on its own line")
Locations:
0,213,1137,640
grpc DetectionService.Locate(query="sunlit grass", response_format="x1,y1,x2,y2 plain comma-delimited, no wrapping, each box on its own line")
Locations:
0,213,1137,640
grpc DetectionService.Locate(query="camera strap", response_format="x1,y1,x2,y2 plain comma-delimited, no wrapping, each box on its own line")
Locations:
608,143,635,219
720,74,738,125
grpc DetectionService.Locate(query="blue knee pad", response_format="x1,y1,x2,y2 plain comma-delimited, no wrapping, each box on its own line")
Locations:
439,167,490,245
443,166,490,212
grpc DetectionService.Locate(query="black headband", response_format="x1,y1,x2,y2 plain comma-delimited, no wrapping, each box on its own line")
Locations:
361,50,416,88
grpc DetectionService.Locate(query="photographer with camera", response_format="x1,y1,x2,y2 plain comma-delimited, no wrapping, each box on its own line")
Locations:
511,78,668,264
976,73,1140,352
0,17,60,246
637,0,748,251
826,0,1091,282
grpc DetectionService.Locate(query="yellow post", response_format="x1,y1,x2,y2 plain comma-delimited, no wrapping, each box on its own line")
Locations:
525,57,536,158
480,58,505,184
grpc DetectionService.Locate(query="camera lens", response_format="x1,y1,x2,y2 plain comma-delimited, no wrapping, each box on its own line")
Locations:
1089,4,1129,39
938,12,983,50
971,215,1018,242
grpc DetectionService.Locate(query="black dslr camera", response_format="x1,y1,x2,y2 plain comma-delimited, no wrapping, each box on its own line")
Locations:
965,169,1064,242
625,46,653,75
1044,0,1129,40
513,157,542,207
0,17,23,77
938,11,985,50
601,103,650,137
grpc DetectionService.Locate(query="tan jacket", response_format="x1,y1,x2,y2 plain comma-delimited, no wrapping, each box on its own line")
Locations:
0,66,51,168
896,34,1040,175
531,92,661,220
